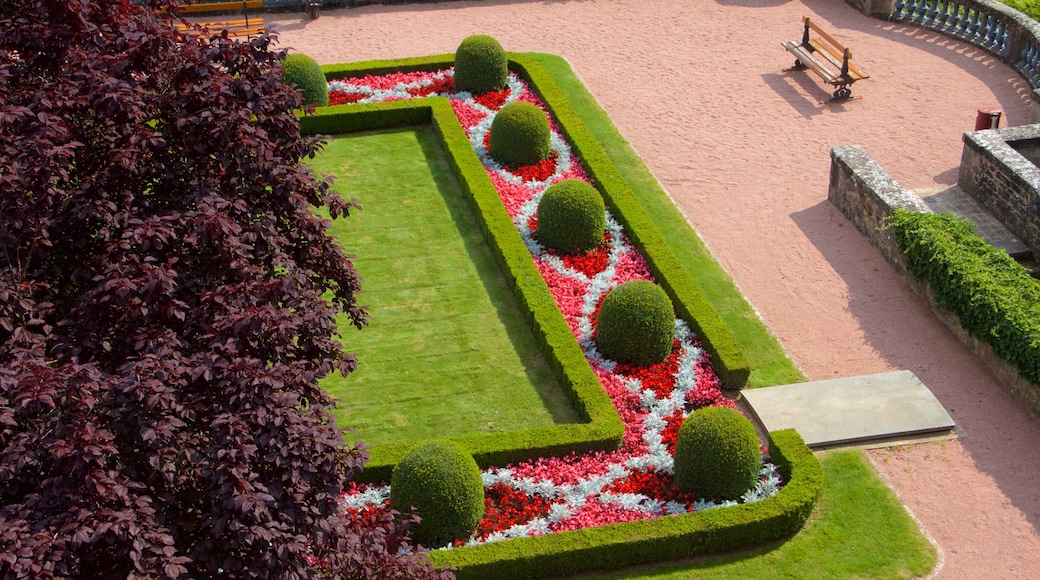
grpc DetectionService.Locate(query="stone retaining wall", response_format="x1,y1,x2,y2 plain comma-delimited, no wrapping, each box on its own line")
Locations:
959,125,1040,256
828,145,1040,418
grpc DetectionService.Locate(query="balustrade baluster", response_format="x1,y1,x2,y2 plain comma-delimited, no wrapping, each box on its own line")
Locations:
894,0,908,19
967,10,982,40
936,0,952,30
1018,42,1040,88
909,0,927,23
953,5,972,38
984,15,998,48
925,0,939,26
995,20,1008,54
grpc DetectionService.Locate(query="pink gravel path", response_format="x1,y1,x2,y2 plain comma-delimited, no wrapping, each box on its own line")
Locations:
266,0,1040,577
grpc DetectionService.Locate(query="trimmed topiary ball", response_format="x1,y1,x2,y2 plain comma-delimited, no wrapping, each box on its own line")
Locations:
488,101,551,168
283,52,328,107
595,280,674,366
389,440,485,548
537,179,606,254
453,34,509,95
673,407,762,501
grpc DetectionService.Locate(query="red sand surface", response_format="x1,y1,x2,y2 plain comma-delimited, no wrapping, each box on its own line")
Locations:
266,1,1040,576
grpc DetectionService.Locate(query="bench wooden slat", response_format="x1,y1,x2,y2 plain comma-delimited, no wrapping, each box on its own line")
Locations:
168,0,265,38
806,40,868,82
781,41,840,84
176,22,265,37
803,17,848,58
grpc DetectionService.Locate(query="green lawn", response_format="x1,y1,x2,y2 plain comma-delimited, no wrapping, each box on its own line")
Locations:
310,126,581,449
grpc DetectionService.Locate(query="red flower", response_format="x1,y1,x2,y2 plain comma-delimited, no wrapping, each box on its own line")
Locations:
613,340,683,399
606,468,699,506
471,483,556,541
407,76,455,97
328,90,366,105
659,409,685,454
472,87,510,110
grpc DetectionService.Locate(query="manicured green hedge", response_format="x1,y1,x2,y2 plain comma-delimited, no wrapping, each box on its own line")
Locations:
302,96,623,483
429,429,823,579
506,53,750,389
888,209,1040,385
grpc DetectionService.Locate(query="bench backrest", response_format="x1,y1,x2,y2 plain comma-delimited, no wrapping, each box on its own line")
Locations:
803,17,869,80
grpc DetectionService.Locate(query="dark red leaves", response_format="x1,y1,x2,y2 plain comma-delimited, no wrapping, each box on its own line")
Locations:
0,1,446,578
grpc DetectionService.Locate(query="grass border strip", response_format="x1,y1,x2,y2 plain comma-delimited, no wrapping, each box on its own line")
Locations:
302,96,624,483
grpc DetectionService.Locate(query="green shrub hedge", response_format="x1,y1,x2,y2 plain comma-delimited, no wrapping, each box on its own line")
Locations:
887,209,1040,384
453,34,509,95
488,101,551,167
595,280,675,366
429,429,822,579
536,178,606,254
391,441,485,548
674,407,762,500
283,52,328,107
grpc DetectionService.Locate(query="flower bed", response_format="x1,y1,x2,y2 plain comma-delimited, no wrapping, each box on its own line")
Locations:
330,68,783,549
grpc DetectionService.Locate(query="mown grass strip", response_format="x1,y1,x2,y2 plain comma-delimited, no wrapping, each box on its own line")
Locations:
310,126,581,450
572,450,937,579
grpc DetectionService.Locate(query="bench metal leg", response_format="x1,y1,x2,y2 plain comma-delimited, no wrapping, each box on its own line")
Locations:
789,59,809,71
830,84,853,102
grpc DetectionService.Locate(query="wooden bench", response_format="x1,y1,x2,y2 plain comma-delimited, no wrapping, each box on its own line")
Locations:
781,17,869,102
171,0,265,38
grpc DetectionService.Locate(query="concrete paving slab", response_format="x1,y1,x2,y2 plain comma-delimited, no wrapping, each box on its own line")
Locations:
741,370,956,449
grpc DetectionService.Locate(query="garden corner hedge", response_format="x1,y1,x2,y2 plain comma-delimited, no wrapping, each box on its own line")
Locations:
302,53,819,576
429,429,822,579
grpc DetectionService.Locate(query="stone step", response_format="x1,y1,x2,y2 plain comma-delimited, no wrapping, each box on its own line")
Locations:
915,185,1034,261
741,371,956,449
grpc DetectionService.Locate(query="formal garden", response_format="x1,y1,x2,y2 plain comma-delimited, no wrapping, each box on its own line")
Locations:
294,38,940,578
0,1,944,578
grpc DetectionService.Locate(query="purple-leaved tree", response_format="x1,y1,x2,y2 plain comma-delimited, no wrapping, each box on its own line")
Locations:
0,1,452,577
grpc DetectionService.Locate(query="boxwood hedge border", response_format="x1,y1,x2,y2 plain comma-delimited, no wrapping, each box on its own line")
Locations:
304,54,819,576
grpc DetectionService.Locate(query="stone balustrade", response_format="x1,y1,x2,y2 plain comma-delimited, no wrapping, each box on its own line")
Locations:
848,0,1040,118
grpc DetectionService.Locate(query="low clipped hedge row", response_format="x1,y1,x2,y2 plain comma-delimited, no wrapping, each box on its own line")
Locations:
301,95,624,484
321,53,751,388
887,209,1040,385
430,429,823,579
